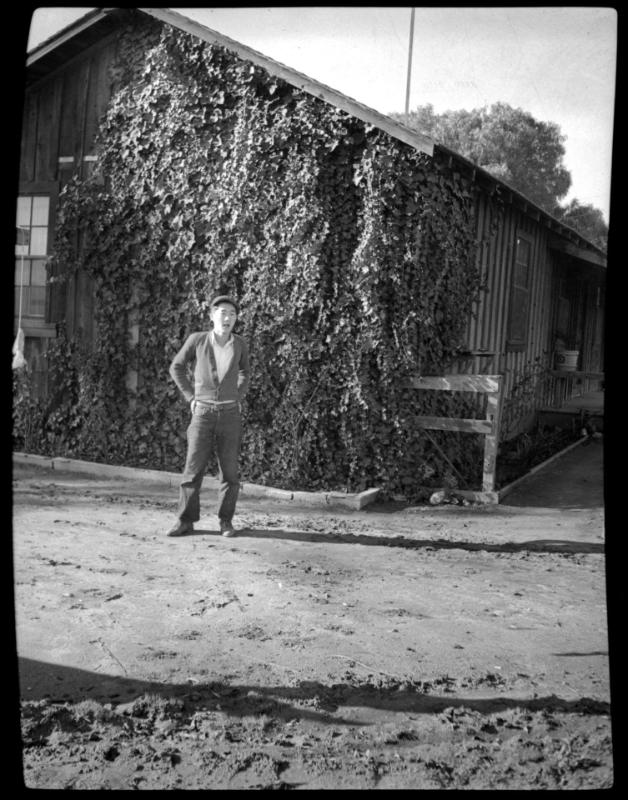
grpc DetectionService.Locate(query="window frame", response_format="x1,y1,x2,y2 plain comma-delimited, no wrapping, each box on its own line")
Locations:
506,232,534,352
15,182,58,326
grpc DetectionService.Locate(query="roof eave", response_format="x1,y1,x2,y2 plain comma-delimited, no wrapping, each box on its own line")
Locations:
436,144,607,266
26,8,117,65
139,7,435,157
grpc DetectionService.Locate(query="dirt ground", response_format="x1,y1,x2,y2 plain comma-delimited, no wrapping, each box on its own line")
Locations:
12,441,613,790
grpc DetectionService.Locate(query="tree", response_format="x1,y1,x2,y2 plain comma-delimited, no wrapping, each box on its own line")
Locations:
554,199,608,252
394,102,571,214
395,102,608,249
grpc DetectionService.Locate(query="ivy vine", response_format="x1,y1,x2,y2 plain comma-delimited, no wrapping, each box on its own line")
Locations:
14,19,489,499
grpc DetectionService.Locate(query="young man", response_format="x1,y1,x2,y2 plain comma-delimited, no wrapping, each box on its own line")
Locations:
167,295,250,538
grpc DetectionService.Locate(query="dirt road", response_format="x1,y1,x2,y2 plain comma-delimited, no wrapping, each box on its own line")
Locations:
12,442,612,789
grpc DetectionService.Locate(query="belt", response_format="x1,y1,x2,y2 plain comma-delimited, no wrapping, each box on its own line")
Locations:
194,399,239,410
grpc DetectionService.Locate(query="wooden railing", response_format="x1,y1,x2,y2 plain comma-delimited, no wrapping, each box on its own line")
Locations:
543,371,604,410
407,374,504,502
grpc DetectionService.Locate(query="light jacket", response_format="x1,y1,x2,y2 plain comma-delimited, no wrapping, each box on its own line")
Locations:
169,331,250,404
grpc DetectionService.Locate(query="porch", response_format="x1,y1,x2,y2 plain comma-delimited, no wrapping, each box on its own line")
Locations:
537,371,604,433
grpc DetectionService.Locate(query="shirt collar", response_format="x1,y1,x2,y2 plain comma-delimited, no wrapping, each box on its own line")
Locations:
211,331,234,348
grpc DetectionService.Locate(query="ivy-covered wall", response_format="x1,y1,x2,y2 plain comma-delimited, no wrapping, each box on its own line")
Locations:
14,19,490,499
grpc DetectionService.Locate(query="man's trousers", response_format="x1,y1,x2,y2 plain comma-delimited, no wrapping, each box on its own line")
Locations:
176,403,242,524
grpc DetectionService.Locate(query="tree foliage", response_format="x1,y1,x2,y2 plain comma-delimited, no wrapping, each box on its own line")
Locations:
554,199,608,252
395,102,608,249
13,19,489,499
395,102,572,213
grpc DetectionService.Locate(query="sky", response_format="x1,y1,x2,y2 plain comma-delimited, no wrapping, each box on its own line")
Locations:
26,6,617,223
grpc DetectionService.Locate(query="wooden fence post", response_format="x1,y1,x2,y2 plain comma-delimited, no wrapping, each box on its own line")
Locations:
482,375,503,493
407,374,504,503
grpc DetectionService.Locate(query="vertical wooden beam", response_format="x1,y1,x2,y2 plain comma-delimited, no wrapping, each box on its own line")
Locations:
35,84,53,181
50,77,64,181
78,57,92,177
21,92,38,183
482,375,503,492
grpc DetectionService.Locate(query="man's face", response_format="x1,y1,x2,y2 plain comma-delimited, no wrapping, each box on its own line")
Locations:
211,303,237,334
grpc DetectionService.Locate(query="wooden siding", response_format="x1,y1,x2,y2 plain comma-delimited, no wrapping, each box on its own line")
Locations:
457,195,560,438
20,92,38,183
20,39,118,345
82,41,117,177
456,191,604,438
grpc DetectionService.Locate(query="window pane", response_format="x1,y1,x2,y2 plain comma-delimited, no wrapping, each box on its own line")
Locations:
30,259,47,286
514,261,530,289
15,259,29,285
29,227,48,256
509,286,529,342
25,336,47,364
516,237,530,265
558,297,570,334
27,286,46,317
16,196,31,227
25,338,49,397
31,196,50,226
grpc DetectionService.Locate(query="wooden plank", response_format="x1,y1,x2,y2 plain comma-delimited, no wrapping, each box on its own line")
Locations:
482,435,499,491
48,77,64,179
479,196,494,351
16,321,57,338
65,272,76,337
494,212,512,367
415,416,493,434
482,382,503,491
27,27,122,92
83,42,115,159
58,70,78,164
19,180,59,194
76,58,92,165
57,60,90,169
408,374,501,393
92,42,116,142
47,257,66,324
35,82,55,181
550,239,606,268
549,370,604,380
82,54,98,161
26,9,112,66
485,385,502,432
464,195,482,351
20,92,38,183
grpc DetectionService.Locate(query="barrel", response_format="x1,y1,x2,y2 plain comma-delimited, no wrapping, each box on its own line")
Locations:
555,350,579,372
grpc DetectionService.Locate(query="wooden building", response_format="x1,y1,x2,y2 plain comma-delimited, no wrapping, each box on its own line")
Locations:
16,7,606,437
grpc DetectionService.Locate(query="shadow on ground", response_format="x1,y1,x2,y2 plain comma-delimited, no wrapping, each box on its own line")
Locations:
181,528,604,555
18,658,610,725
499,441,604,510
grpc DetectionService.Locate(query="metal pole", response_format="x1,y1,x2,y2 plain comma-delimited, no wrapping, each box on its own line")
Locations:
16,227,27,330
405,7,415,121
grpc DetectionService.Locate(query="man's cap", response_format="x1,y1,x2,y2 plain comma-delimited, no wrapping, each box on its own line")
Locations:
210,294,239,314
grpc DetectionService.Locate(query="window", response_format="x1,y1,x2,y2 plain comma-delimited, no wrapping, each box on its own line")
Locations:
507,234,532,349
23,336,49,397
556,277,570,339
15,195,50,319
